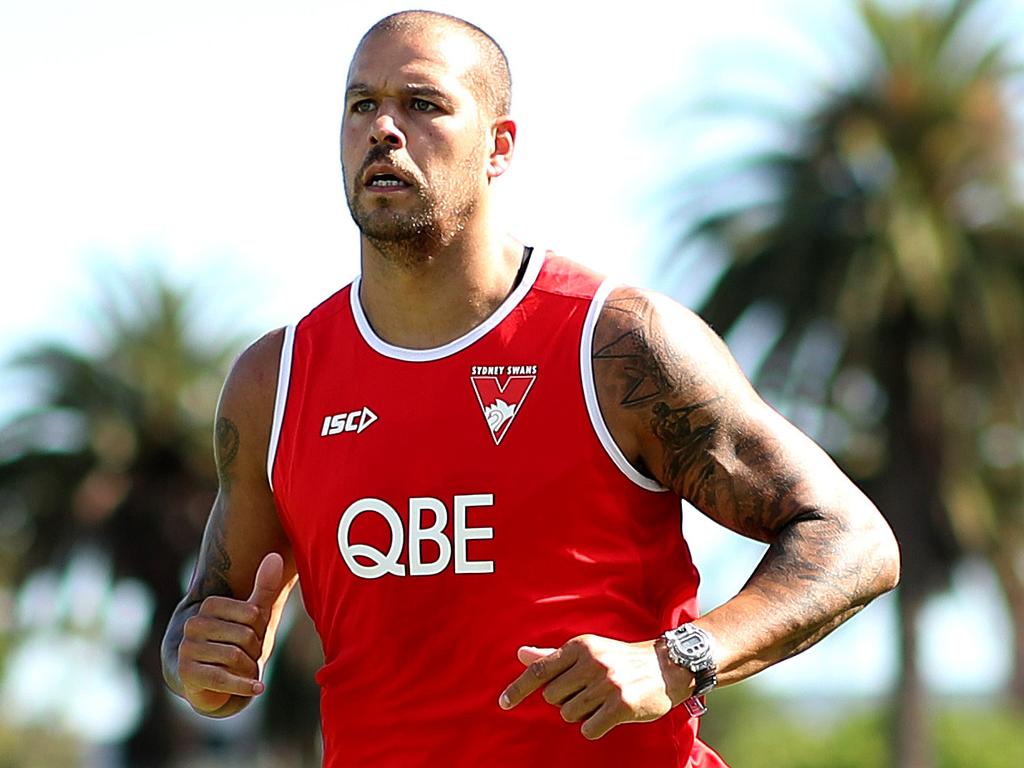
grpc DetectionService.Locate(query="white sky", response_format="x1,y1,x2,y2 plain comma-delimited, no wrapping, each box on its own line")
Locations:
0,0,851,349
0,0,1013,705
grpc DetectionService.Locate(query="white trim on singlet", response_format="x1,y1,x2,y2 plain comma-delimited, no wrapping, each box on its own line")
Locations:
349,247,545,362
266,323,296,492
580,279,667,493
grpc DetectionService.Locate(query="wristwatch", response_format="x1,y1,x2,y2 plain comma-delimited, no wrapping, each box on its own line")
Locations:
662,623,717,717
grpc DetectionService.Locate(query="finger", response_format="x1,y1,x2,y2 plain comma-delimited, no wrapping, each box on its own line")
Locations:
581,697,621,741
248,552,284,611
517,646,556,665
184,688,232,715
180,638,260,679
541,665,590,707
499,644,577,710
198,595,262,627
560,685,604,723
180,660,265,698
183,614,264,660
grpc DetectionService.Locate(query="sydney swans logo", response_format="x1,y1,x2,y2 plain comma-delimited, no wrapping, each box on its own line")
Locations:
469,366,537,445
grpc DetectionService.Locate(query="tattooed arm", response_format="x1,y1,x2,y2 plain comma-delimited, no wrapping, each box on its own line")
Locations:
500,288,899,739
161,329,298,717
593,287,901,685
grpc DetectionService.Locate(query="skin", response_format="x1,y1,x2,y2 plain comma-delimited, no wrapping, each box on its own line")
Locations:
162,19,522,717
162,16,901,743
498,291,901,738
340,24,523,350
161,329,298,716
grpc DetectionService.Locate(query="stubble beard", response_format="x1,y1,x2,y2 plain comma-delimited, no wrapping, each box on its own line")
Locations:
344,150,483,268
350,188,476,267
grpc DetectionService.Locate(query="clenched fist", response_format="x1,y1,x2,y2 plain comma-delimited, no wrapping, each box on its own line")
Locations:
178,552,283,714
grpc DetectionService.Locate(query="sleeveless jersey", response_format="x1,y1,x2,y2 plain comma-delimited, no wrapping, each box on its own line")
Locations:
268,251,728,767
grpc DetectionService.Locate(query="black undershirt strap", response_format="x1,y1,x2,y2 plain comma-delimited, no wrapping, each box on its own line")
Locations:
510,246,533,292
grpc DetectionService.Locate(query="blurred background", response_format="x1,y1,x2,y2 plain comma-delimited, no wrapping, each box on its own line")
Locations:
1,0,1022,766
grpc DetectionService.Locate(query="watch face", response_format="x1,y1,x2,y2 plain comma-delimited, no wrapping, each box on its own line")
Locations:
679,633,709,660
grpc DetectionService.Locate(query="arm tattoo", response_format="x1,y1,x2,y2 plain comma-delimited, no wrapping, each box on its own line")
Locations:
192,416,240,600
163,496,236,697
596,295,729,515
594,290,897,676
595,293,802,540
595,297,676,407
192,503,234,599
649,399,722,502
215,417,240,490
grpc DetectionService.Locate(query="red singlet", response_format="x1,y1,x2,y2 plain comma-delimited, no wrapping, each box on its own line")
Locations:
268,251,728,767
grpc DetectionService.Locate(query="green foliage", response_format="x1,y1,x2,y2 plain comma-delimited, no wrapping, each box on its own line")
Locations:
0,723,80,768
0,265,258,764
671,12,1024,760
935,706,1024,768
0,264,247,578
701,686,1024,768
700,685,888,767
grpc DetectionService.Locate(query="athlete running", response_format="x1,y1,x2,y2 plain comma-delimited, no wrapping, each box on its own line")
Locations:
162,11,900,767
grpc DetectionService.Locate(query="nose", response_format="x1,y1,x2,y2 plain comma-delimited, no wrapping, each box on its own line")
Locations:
370,112,405,148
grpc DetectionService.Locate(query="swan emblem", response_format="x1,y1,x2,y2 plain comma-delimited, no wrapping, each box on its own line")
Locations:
484,399,516,433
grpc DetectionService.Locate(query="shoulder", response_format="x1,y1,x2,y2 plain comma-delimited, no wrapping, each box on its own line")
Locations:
592,286,749,403
218,328,287,428
531,251,606,300
589,286,770,481
224,328,286,393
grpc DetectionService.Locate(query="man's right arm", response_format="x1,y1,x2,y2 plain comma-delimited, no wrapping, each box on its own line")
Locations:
161,328,298,718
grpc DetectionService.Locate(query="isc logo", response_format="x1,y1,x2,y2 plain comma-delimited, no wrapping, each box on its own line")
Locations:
338,494,495,579
321,406,378,436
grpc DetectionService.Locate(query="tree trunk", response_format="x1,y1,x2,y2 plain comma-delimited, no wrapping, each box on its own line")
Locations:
894,585,933,768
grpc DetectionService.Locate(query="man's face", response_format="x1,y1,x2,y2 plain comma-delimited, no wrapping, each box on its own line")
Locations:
341,28,491,247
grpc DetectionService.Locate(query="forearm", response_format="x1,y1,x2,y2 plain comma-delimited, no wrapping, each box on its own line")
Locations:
695,508,900,686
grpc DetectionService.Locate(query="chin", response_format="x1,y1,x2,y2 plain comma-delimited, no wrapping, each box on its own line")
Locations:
356,214,426,242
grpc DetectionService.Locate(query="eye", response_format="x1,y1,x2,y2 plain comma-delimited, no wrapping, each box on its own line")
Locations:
410,98,437,113
351,99,376,114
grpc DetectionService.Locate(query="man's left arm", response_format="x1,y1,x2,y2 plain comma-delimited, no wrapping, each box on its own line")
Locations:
500,287,900,737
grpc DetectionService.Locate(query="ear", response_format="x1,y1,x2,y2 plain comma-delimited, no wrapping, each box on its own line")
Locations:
486,116,516,181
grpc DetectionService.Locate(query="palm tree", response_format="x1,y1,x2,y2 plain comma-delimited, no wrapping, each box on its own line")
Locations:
0,265,321,765
669,1,1024,766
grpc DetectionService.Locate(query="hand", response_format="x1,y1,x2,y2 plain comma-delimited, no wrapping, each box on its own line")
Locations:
498,634,692,740
177,552,283,713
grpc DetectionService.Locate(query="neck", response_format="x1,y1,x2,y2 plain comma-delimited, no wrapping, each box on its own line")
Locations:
357,225,527,350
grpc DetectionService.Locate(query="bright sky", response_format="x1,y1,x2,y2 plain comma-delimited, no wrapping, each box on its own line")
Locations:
0,0,1013,724
0,0,854,351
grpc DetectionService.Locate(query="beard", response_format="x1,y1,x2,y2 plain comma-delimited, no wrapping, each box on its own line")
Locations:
344,145,482,263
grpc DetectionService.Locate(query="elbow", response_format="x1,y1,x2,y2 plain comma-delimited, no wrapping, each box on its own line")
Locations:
869,515,902,597
883,534,902,593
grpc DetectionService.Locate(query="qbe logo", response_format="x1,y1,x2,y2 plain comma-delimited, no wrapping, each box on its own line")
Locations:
338,494,495,579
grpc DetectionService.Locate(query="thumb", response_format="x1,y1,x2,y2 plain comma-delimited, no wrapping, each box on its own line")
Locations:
517,645,556,666
247,552,284,611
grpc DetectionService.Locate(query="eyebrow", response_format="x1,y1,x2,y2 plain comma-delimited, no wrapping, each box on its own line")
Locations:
345,83,454,106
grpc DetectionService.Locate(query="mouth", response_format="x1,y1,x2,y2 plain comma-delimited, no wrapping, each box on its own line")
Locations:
362,164,414,192
366,174,410,190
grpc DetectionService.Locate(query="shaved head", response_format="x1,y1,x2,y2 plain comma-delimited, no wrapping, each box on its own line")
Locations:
357,10,512,117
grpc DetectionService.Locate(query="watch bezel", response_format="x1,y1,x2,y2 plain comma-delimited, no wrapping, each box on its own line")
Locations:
663,623,718,698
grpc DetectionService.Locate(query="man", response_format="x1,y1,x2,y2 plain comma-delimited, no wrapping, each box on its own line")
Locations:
162,10,900,767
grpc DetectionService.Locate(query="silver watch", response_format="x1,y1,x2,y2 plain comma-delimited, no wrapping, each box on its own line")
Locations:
662,623,717,716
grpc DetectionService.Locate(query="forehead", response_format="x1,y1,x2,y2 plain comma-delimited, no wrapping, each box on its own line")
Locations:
348,28,481,99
